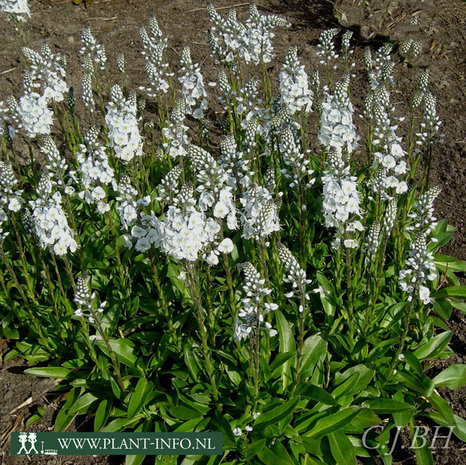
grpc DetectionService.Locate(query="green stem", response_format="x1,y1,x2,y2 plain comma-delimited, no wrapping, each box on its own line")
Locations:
88,307,126,393
186,262,219,401
385,296,415,383
148,251,179,350
0,244,29,306
11,215,36,303
205,264,215,346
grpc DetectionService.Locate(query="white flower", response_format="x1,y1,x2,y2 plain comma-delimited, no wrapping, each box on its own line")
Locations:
8,197,21,212
135,236,151,252
344,239,358,248
419,285,432,304
217,238,234,254
213,201,229,218
206,250,219,266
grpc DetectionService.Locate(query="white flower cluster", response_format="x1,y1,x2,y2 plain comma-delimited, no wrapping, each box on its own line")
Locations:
364,45,394,90
382,199,397,237
188,145,239,260
207,1,289,65
234,262,278,341
0,0,29,22
140,16,172,97
81,72,94,113
30,174,78,256
16,92,53,138
39,135,69,186
363,221,381,264
219,134,252,189
74,273,106,323
116,175,139,232
318,75,359,155
178,46,208,119
0,100,9,136
236,78,263,129
75,128,116,214
407,186,441,236
164,195,217,260
364,50,408,198
125,176,236,265
241,2,290,65
22,44,68,104
240,183,280,240
137,190,220,262
279,126,315,190
80,26,107,71
316,28,339,67
162,99,189,158
417,92,442,146
105,85,143,162
156,164,183,203
277,243,311,308
0,161,23,216
341,30,355,69
279,45,313,114
322,150,362,249
399,234,437,305
206,4,243,63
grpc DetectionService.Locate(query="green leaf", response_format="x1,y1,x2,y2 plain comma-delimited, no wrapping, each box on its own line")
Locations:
427,393,455,426
434,255,466,272
270,440,295,465
101,417,140,432
316,272,335,317
257,446,289,465
247,439,266,459
174,418,203,433
184,347,200,381
362,399,414,414
128,378,152,418
54,388,79,432
169,405,203,420
96,338,138,367
433,299,453,320
276,311,296,390
345,409,381,433
254,398,300,431
125,456,145,465
420,412,466,442
432,364,466,389
300,334,327,379
25,407,45,427
413,331,452,360
410,419,434,465
68,392,100,415
270,351,296,374
434,286,466,299
94,399,112,431
332,372,359,399
295,384,337,406
304,407,360,439
392,392,414,427
24,366,71,378
328,431,355,465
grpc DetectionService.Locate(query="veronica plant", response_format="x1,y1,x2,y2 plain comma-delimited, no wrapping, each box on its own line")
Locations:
0,3,464,465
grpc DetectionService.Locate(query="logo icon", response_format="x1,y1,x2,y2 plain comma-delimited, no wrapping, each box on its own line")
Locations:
17,433,38,455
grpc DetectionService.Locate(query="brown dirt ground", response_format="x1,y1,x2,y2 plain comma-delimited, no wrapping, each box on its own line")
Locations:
0,0,464,464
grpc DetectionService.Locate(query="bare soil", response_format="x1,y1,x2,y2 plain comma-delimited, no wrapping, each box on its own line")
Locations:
0,0,464,464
